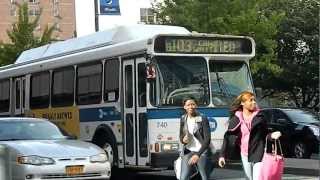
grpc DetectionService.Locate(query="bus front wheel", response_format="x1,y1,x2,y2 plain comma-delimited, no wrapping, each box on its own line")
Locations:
102,141,114,165
92,128,118,167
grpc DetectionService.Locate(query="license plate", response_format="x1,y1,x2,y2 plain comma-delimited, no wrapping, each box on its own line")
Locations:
65,165,84,176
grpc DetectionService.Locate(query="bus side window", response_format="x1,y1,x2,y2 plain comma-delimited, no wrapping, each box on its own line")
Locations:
52,67,74,107
104,59,119,102
138,63,146,107
0,79,10,112
77,62,102,105
30,71,50,109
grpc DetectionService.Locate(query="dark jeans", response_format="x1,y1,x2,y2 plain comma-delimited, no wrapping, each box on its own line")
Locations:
180,150,212,180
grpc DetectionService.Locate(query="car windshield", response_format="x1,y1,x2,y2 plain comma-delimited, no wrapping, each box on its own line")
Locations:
0,120,66,141
283,109,319,124
150,56,209,106
209,61,253,106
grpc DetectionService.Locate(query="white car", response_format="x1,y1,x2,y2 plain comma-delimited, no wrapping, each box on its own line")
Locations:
0,117,111,180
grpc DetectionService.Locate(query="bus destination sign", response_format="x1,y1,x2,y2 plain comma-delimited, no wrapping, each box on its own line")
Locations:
154,36,252,54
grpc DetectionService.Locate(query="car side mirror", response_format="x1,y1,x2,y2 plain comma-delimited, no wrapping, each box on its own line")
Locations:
66,135,77,140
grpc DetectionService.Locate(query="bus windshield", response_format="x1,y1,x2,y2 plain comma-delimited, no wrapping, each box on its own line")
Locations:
209,61,253,106
150,56,209,106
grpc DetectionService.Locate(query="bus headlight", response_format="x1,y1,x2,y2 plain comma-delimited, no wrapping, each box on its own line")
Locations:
161,143,179,151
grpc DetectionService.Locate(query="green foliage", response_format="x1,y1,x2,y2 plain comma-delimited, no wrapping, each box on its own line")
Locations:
154,0,319,110
273,0,319,109
0,3,55,66
153,0,284,83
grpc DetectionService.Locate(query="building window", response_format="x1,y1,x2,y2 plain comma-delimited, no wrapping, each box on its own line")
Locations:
30,72,50,109
52,67,75,107
104,59,119,102
36,24,41,31
53,0,59,17
140,8,155,24
29,0,36,3
77,62,102,105
54,23,61,32
0,79,10,113
10,5,16,16
29,8,40,16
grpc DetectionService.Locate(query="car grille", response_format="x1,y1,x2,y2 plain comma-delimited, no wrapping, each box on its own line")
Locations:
57,157,87,161
41,173,101,179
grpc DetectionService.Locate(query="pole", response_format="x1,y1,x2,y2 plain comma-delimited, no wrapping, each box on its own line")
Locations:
94,0,99,32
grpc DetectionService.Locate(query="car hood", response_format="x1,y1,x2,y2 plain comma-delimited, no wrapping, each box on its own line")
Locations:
295,121,320,127
2,140,103,158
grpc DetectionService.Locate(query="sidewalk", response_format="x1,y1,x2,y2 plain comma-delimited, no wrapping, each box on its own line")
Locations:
225,158,319,176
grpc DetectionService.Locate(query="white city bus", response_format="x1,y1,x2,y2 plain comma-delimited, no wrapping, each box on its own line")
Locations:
0,25,255,170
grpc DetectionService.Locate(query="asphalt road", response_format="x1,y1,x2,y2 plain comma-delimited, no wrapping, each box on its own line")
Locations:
110,167,318,180
109,156,319,180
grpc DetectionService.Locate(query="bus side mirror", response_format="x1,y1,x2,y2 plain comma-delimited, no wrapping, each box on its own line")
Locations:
146,64,156,81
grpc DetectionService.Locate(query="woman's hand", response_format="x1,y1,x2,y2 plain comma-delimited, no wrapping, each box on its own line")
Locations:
218,157,225,168
271,131,282,139
188,154,199,165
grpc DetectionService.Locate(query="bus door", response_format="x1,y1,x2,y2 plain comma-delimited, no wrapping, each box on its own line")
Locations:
13,77,26,116
122,57,148,166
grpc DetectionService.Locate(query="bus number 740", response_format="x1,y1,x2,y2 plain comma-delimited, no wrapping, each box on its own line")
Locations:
157,122,168,128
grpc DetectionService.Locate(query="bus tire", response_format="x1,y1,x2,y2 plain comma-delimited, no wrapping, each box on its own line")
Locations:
92,125,118,167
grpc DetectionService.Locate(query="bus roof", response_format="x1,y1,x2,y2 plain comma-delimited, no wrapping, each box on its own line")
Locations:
14,25,190,65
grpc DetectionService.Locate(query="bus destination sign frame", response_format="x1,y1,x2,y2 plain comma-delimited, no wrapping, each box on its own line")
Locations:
154,35,253,54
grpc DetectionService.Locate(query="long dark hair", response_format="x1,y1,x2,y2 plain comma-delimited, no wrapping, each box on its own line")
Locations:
230,91,255,115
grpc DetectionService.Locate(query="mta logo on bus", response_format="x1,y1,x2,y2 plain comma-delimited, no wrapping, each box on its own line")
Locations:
208,117,217,132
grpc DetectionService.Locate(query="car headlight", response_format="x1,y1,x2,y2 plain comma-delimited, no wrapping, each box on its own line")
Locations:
17,155,55,166
90,153,108,163
309,126,320,137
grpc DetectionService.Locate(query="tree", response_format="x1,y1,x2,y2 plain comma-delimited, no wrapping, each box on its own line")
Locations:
0,3,56,66
272,0,319,109
154,0,284,77
154,0,319,110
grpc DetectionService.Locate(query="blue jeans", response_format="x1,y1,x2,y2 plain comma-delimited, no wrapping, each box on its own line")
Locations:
180,150,212,180
241,155,262,180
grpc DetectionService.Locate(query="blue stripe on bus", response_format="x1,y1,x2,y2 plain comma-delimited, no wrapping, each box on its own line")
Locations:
79,107,121,122
147,108,230,119
79,107,229,122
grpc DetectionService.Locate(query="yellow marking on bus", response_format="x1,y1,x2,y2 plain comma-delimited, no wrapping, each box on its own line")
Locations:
26,107,80,137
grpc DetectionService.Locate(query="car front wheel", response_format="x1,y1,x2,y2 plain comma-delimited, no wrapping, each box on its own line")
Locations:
293,141,311,159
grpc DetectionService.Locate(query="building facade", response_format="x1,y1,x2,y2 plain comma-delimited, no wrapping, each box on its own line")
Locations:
0,0,76,43
75,0,159,37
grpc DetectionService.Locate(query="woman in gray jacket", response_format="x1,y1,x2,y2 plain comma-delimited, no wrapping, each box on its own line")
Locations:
179,97,211,180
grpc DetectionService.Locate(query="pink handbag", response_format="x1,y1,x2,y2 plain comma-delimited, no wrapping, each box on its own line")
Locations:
260,138,284,180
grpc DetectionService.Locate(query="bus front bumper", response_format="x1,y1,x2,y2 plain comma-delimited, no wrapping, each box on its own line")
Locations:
150,152,179,168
